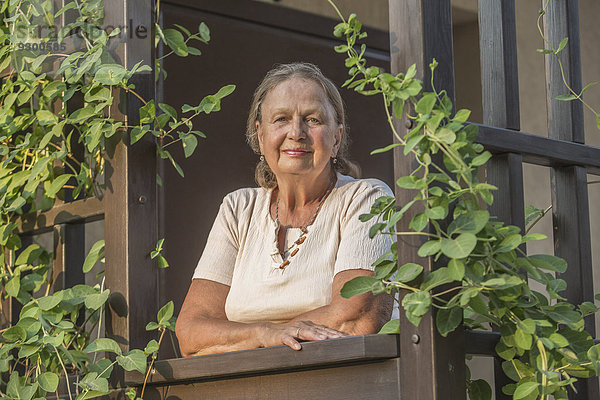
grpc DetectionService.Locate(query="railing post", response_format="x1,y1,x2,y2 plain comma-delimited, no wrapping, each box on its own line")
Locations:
388,1,465,399
543,1,597,397
477,1,522,398
103,0,157,361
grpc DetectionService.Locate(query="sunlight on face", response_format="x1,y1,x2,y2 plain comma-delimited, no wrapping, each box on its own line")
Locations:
257,77,342,181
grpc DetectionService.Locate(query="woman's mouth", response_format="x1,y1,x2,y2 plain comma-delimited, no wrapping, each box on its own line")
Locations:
282,149,311,156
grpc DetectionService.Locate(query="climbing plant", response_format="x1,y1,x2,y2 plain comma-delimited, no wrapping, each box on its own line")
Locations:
328,3,600,400
0,0,233,398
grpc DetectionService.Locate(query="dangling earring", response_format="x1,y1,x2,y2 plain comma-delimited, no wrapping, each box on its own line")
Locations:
260,155,265,162
332,157,338,164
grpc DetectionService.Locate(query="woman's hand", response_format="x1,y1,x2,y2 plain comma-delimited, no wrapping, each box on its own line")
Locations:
257,320,347,351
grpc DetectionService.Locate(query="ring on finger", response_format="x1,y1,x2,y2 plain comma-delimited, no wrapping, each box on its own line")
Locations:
295,327,301,337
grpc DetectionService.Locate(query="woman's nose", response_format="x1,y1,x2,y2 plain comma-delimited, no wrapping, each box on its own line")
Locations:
288,117,306,139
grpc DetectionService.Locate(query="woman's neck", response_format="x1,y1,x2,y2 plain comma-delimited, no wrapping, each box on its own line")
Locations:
275,169,336,213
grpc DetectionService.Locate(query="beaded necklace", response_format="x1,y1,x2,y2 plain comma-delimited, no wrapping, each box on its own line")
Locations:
274,178,335,269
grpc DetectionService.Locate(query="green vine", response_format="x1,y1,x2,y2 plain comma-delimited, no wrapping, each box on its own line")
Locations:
536,0,600,131
329,3,600,400
0,0,233,398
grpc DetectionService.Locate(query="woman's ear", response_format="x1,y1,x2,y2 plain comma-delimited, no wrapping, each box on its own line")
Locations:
256,121,264,154
332,124,343,156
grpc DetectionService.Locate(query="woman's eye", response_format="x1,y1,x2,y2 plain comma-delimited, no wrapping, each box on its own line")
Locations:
307,118,320,124
275,117,286,122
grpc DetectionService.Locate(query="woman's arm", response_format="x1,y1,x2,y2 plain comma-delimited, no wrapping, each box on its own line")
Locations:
289,269,393,335
175,279,346,357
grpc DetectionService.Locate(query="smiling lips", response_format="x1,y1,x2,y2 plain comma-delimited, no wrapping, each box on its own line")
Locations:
282,148,311,156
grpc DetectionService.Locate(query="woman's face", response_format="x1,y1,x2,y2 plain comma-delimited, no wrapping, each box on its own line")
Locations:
256,77,342,183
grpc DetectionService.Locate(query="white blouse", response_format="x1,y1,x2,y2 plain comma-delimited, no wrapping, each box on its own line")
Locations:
192,173,394,323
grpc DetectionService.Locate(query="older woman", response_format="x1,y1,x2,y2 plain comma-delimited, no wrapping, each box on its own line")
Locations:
176,63,393,357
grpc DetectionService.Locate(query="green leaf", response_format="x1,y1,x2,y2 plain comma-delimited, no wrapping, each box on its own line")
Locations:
448,259,465,281
16,244,44,265
157,301,175,325
514,328,532,350
410,212,428,232
528,254,567,273
468,379,492,400
556,37,569,53
404,134,425,155
370,142,402,155
587,344,600,374
198,22,210,42
396,175,425,189
84,289,110,311
452,109,471,123
495,234,522,253
139,100,155,123
68,106,96,124
6,275,20,298
378,318,400,334
187,47,202,56
214,84,236,99
425,206,445,220
158,103,177,120
396,263,423,282
580,301,598,317
164,28,188,56
35,110,58,125
440,233,477,259
181,133,198,158
83,240,105,273
3,326,26,342
392,99,404,119
144,339,160,354
94,64,127,85
42,331,65,347
555,93,577,101
340,276,379,298
436,128,456,144
549,333,569,348
517,319,536,334
495,340,516,361
38,372,59,392
471,151,492,166
42,81,66,98
130,125,149,145
436,307,462,337
117,349,147,374
417,239,440,257
421,267,453,291
157,255,169,269
415,93,436,115
46,174,72,197
513,381,538,400
84,338,122,355
448,211,489,235
146,321,159,331
37,292,64,311
402,291,431,326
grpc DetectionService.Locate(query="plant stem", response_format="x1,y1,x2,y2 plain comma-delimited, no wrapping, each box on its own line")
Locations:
53,345,73,400
141,328,166,398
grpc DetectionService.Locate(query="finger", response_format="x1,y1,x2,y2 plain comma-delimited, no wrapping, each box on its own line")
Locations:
300,323,346,338
296,328,329,341
282,335,302,351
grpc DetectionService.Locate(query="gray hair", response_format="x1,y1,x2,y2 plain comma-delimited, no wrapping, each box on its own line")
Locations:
246,62,360,188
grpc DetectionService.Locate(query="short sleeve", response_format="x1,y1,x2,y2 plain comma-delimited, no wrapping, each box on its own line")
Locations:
334,183,394,275
192,194,239,286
